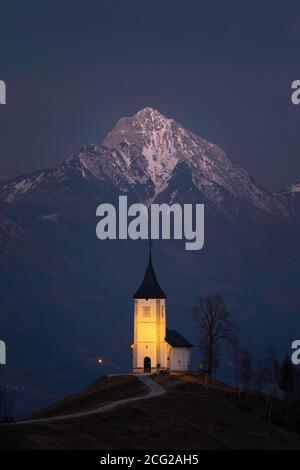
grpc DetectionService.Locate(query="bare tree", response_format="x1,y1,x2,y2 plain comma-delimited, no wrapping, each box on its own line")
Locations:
279,353,296,401
293,368,300,436
265,348,280,396
264,347,280,420
192,294,237,377
254,360,268,393
238,349,255,389
232,340,241,389
279,352,296,422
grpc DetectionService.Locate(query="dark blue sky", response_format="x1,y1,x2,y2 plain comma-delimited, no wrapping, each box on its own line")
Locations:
1,0,300,190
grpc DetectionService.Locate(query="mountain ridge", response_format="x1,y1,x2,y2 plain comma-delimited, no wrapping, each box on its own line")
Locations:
0,107,293,220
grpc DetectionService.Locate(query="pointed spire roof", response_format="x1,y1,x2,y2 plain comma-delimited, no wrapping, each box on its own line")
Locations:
133,246,167,299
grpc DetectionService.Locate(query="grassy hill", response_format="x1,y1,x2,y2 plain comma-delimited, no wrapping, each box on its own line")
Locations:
29,375,147,419
0,373,300,450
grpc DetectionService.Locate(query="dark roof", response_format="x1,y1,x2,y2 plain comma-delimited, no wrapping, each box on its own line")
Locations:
165,328,193,348
133,254,167,299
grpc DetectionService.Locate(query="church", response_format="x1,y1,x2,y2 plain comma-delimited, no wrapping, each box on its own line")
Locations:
131,249,193,374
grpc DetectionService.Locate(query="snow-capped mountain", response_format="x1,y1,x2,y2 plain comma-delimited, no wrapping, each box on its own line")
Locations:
104,107,289,216
0,108,299,416
0,107,293,221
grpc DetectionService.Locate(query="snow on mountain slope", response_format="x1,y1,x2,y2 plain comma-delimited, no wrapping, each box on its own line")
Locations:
0,107,291,218
103,107,288,215
273,180,300,218
280,181,300,194
0,143,154,203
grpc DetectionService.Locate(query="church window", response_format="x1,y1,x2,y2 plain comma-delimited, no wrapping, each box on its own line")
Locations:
143,306,151,318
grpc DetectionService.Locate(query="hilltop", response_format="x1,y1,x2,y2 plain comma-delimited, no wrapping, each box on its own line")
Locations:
0,374,300,450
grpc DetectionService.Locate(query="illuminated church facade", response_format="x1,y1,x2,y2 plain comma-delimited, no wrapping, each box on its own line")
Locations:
131,251,193,374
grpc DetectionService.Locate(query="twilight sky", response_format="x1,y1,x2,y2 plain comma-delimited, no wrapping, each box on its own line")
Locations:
1,0,300,190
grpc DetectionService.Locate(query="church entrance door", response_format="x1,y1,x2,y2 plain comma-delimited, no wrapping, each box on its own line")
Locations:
144,356,151,373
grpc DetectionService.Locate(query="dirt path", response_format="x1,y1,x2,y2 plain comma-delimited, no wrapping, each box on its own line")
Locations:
5,375,166,426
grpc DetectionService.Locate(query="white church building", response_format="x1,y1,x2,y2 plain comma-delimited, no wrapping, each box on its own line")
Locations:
131,250,193,374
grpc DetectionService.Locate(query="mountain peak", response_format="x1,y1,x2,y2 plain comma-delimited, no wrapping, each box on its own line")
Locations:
101,109,289,215
135,106,166,117
103,107,185,191
133,107,172,124
103,107,173,143
0,109,289,219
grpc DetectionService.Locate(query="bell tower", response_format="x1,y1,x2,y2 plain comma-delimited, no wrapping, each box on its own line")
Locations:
132,243,168,373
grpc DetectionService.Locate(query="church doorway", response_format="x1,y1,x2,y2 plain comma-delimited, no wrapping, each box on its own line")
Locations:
143,356,151,373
